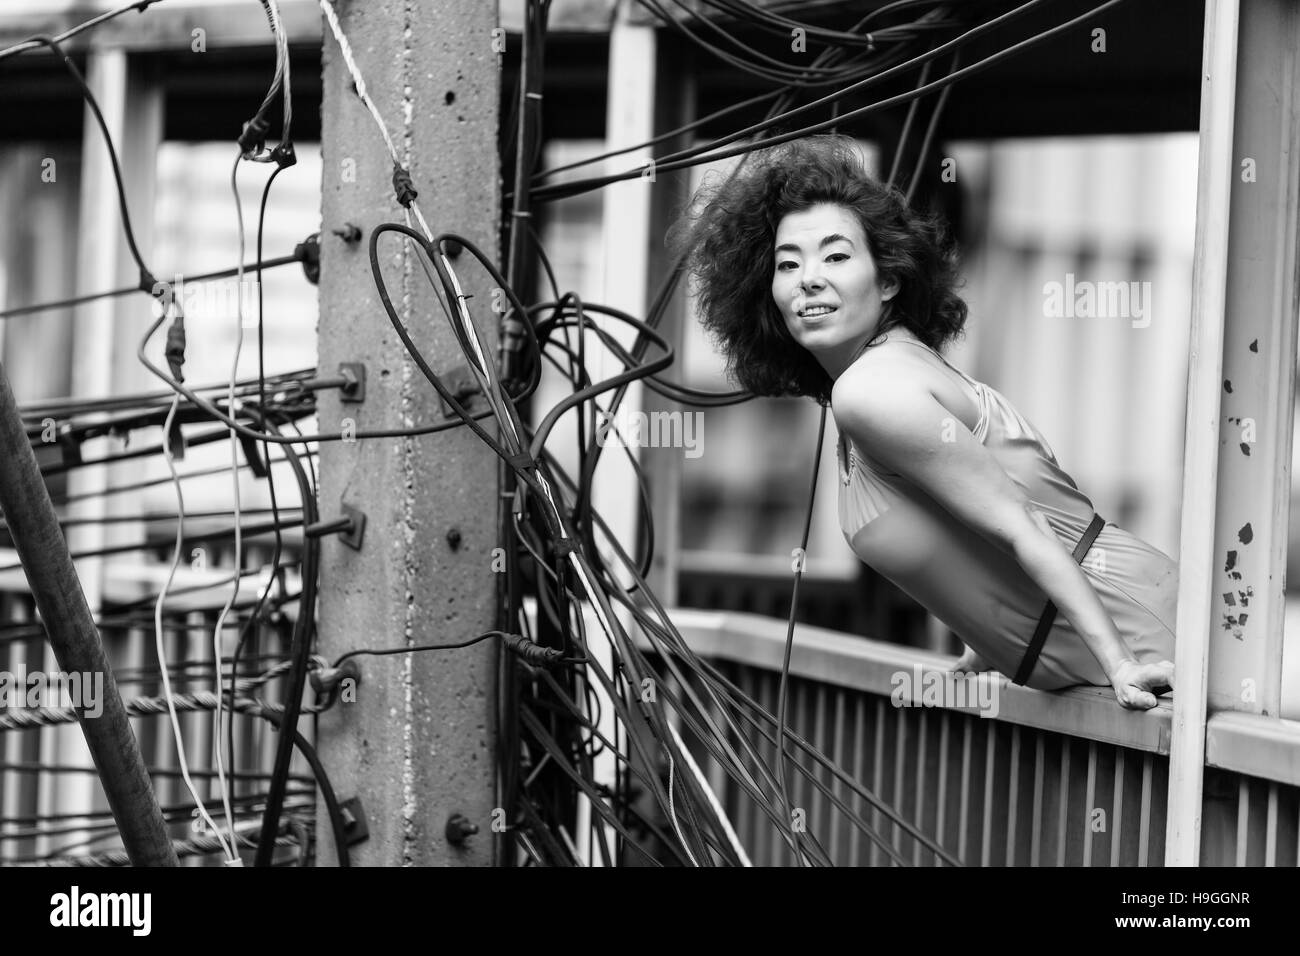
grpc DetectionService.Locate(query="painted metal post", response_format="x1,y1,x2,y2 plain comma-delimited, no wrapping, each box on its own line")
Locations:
1205,0,1300,718
1166,0,1239,867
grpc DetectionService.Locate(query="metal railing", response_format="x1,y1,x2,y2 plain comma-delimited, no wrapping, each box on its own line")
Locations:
658,608,1300,866
0,540,310,865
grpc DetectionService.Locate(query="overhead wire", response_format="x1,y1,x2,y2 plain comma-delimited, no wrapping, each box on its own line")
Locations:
525,0,1136,203
0,0,171,63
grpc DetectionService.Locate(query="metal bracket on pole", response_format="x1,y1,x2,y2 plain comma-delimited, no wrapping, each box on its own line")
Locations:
437,364,484,419
305,503,367,551
338,362,366,403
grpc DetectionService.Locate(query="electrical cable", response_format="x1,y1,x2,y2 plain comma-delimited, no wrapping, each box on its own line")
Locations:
0,0,169,62
152,385,237,863
0,251,305,321
248,407,320,866
209,150,253,858
5,34,158,295
526,0,1136,202
230,151,295,813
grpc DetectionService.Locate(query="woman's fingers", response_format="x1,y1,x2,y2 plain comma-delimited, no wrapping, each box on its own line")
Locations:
951,645,991,673
1117,683,1156,710
1148,660,1175,697
1114,660,1176,709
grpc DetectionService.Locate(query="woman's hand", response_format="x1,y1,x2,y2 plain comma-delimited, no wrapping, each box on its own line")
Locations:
950,644,994,673
1110,659,1174,710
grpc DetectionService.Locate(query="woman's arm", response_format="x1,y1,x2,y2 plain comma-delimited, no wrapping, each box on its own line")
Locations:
832,365,1173,709
1011,508,1172,708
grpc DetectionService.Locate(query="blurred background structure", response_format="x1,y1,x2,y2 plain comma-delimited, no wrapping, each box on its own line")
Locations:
0,0,1298,867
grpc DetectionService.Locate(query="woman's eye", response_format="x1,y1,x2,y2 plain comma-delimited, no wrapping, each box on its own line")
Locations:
826,253,849,263
776,261,797,271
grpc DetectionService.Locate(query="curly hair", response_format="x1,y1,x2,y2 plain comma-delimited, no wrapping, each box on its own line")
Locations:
670,133,968,406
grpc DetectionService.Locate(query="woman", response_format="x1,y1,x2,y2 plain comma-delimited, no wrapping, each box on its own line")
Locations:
675,134,1175,711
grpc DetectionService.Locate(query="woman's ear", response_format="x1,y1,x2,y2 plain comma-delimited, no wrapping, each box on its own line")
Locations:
881,275,900,302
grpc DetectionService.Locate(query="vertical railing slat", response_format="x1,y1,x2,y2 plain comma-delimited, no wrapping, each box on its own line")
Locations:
1110,748,1125,866
1083,742,1097,867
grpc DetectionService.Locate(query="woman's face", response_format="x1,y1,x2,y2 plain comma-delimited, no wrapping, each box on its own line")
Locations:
771,202,898,374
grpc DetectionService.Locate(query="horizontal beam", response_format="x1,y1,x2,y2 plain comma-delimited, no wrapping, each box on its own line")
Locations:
0,0,323,53
1205,711,1300,787
0,553,303,617
633,607,1175,756
0,0,1203,143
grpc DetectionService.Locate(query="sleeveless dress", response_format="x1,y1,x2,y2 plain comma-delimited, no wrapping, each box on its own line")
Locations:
835,339,1178,690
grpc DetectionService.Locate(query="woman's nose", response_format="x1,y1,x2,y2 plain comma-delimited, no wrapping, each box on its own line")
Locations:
799,266,825,291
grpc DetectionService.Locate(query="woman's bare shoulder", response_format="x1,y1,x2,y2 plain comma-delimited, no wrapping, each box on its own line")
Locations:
833,339,980,436
833,340,946,409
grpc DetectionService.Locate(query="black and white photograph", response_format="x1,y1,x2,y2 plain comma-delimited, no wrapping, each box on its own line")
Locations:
0,0,1292,921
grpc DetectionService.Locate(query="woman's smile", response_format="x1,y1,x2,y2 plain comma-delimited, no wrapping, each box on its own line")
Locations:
797,303,838,319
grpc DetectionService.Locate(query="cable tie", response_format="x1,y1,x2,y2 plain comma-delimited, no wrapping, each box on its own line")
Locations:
525,92,543,101
238,115,271,156
271,141,298,169
510,210,533,218
166,415,186,462
295,233,321,285
506,452,535,472
550,537,579,559
501,633,564,668
391,163,419,208
164,315,187,383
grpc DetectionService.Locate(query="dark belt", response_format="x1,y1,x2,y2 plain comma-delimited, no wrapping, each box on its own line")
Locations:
1012,512,1107,687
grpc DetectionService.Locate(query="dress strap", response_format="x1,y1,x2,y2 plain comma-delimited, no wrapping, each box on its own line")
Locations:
890,338,976,383
1012,512,1107,686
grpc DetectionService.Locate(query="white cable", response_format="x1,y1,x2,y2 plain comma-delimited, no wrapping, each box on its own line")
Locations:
155,393,237,863
666,753,699,867
265,0,293,136
206,151,247,859
432,241,505,409
319,2,405,169
320,0,438,238
668,720,750,866
207,6,292,864
244,0,292,162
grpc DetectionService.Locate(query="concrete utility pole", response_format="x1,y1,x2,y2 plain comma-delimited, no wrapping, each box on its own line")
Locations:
314,0,500,866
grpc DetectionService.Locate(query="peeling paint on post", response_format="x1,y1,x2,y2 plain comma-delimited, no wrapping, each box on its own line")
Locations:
1206,0,1298,718
314,0,499,866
